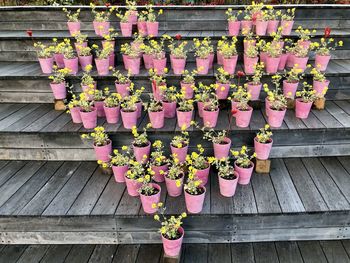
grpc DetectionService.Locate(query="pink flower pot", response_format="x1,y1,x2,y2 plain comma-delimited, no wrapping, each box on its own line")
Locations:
215,82,230,100
165,175,184,197
235,162,254,185
195,165,210,186
298,40,311,50
133,141,151,163
93,21,110,36
153,57,167,74
50,82,66,100
112,165,128,183
136,101,142,119
293,56,309,72
272,40,285,50
170,144,188,163
228,20,240,36
172,58,186,75
235,107,253,127
286,53,295,68
213,137,231,159
115,82,130,98
176,109,193,129
122,54,130,70
223,55,238,74
196,57,210,75
241,20,253,33
124,176,142,196
265,56,281,74
162,101,177,118
283,80,299,98
93,141,112,162
127,10,138,24
218,172,239,197
295,99,313,119
104,105,120,124
67,21,80,35
254,138,273,160
185,187,206,214
267,20,279,35
137,21,148,36
79,55,93,71
82,82,97,93
151,164,168,183
313,79,330,96
231,100,238,112
95,58,109,76
38,57,54,74
217,51,223,65
146,21,159,37
121,109,138,129
281,20,294,35
80,108,97,129
180,82,194,99
202,108,219,128
255,20,268,36
143,54,154,69
209,53,214,69
259,52,268,65
140,183,161,214
244,55,259,74
197,101,204,118
247,82,262,101
54,53,65,68
109,53,115,68
149,110,165,129
268,108,286,128
152,82,165,101
63,57,78,75
92,101,104,118
70,106,82,123
265,97,272,117
278,53,289,71
120,22,132,37
74,42,87,54
128,57,141,75
161,227,184,257
315,54,331,71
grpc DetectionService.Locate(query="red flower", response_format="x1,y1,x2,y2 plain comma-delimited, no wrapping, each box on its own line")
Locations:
175,34,182,40
231,108,238,116
324,27,331,38
105,3,110,8
237,71,245,78
26,29,33,37
252,13,258,23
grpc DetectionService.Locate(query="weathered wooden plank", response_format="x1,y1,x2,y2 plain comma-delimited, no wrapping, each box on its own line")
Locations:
298,241,327,263
41,112,72,132
88,245,118,263
275,242,303,263
326,101,350,127
301,111,326,128
232,183,257,214
335,100,350,115
208,244,231,263
231,243,254,263
0,160,27,187
0,104,26,121
23,109,63,132
115,189,141,216
64,245,95,263
112,245,140,263
312,108,343,128
16,245,50,263
253,242,279,263
210,172,233,214
183,244,208,263
0,104,40,130
40,245,72,263
0,245,27,263
164,191,186,215
284,110,307,129
136,244,162,263
0,160,9,171
320,240,350,263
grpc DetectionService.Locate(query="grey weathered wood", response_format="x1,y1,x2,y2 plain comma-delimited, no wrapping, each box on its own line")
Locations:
63,245,95,263
112,245,140,263
210,172,233,214
88,245,117,263
0,104,40,130
40,245,72,263
0,160,27,187
326,101,350,127
207,244,231,263
16,245,50,263
312,108,343,128
115,189,141,216
232,183,257,214
284,110,307,129
183,244,207,263
253,243,279,263
275,242,303,263
301,111,326,128
0,245,27,263
231,243,254,263
298,241,327,263
320,240,350,263
136,244,162,263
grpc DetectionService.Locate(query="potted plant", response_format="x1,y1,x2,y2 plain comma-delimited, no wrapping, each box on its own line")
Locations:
72,32,88,54
154,204,186,257
131,33,145,52
34,41,54,74
311,67,330,96
112,69,131,98
78,93,97,129
184,166,206,214
161,85,177,118
52,39,67,68
295,26,315,50
62,8,81,35
220,36,238,74
193,38,212,75
116,9,132,37
212,157,239,197
283,65,304,99
280,8,296,36
195,83,213,117
48,66,70,100
203,128,231,159
81,65,96,97
232,146,256,185
110,146,131,182
176,92,194,129
232,86,253,128
217,36,227,65
81,126,112,162
150,140,169,183
180,69,196,99
254,124,273,160
165,157,185,197
67,94,82,124
266,7,281,35
186,144,211,186
255,10,269,36
149,68,167,100
243,30,256,53
129,85,144,119
265,41,282,74
295,82,317,119
77,46,93,71
102,28,118,67
121,43,141,75
62,42,78,75
241,8,253,33
202,94,219,128
244,44,259,74
125,159,144,196
146,5,163,37
169,36,188,75
131,124,152,163
137,10,148,36
226,8,242,36
91,88,106,117
92,43,113,76
138,173,161,214
90,3,114,36
170,128,189,163
125,0,138,24
292,44,309,72
246,62,264,100
215,67,232,99
104,90,122,124
145,95,165,129
150,36,169,75
120,95,138,129
140,42,154,69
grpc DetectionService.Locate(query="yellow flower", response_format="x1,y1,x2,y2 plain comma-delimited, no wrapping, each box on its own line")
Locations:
151,203,157,209
175,180,182,187
154,215,160,221
181,212,187,218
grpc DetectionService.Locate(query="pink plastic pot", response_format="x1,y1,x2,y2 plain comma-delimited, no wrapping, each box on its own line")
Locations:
93,21,110,36
95,58,109,76
115,82,130,98
133,141,151,163
278,53,289,71
265,56,281,74
151,164,168,183
172,58,186,75
128,10,138,24
162,101,176,118
313,79,330,96
244,55,259,74
165,175,184,197
112,165,128,183
69,106,82,123
54,53,65,68
124,176,142,196
149,110,165,129
202,108,219,128
170,144,188,163
67,21,80,35
122,54,130,70
121,109,138,129
259,52,268,65
137,21,148,36
247,82,262,101
283,80,299,98
254,137,273,160
146,21,159,37
79,55,93,71
298,40,311,50
231,100,238,112
104,105,120,124
241,20,253,32
315,54,331,71
180,82,194,99
80,108,97,129
50,82,66,100
215,82,230,99
218,172,239,197
295,98,313,119
176,109,193,129
185,187,206,214
197,101,204,118
161,227,184,257
81,82,96,93
235,162,254,185
74,42,87,54
140,183,161,214
235,107,253,127
120,22,132,37
267,20,279,35
38,57,54,74
136,101,142,119
152,82,165,101
143,54,154,69
209,53,214,69
128,57,141,75
195,165,210,186
196,57,210,75
286,53,295,68
228,20,240,36
281,20,294,35
268,107,286,128
293,56,309,72
63,57,78,75
255,20,268,36
265,97,272,117
109,53,115,68
217,51,223,65
93,141,112,162
153,57,167,74
213,137,231,159
223,55,238,74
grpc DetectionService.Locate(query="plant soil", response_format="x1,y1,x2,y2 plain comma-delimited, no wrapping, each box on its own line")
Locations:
185,187,205,195
162,229,182,240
